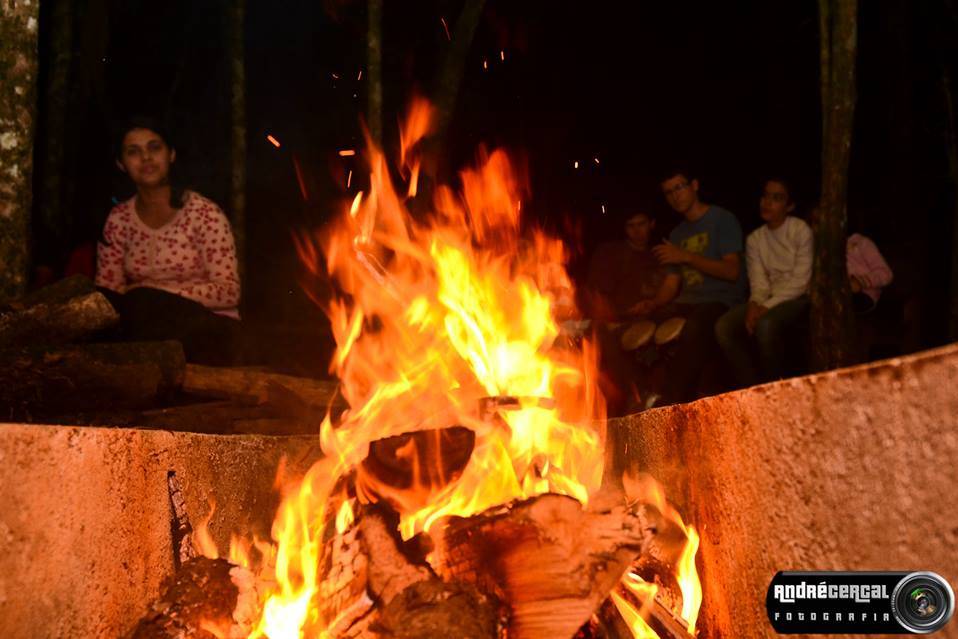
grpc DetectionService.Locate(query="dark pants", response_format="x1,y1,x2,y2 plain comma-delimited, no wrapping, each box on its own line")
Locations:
100,287,240,365
715,296,808,387
657,301,729,405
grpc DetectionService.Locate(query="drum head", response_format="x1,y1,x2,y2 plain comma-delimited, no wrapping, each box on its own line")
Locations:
654,316,687,345
620,320,656,351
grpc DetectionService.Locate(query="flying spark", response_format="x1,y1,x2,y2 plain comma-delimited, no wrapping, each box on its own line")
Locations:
267,135,281,148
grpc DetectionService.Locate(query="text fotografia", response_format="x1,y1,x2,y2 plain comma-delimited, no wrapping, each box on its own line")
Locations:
766,571,955,634
772,611,892,623
773,582,889,604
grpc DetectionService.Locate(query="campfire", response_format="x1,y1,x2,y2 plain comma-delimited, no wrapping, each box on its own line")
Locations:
130,99,701,639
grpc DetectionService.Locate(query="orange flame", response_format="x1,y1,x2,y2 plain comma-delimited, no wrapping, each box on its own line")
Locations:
194,499,219,560
616,473,704,637
247,98,606,636
241,98,703,639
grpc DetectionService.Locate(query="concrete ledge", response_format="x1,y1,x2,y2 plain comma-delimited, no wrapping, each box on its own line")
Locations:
0,424,321,638
609,342,958,638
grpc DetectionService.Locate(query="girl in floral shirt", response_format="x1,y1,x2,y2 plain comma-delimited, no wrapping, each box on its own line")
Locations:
96,117,240,363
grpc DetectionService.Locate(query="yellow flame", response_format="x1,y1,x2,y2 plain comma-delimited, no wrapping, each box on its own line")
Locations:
679,526,702,634
611,590,659,639
240,98,704,638
335,499,355,534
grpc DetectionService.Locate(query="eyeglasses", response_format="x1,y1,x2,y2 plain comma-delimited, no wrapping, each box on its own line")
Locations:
662,182,690,197
761,191,788,203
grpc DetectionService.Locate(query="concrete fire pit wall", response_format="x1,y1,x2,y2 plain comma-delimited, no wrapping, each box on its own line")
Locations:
0,424,322,638
609,342,958,638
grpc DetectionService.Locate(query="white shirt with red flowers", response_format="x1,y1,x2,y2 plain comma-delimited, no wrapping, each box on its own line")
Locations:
95,192,241,319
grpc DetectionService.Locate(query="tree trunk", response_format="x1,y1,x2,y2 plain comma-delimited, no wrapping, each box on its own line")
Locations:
0,0,40,301
433,0,487,151
229,0,247,282
810,0,858,371
366,0,383,147
944,69,958,341
35,0,74,252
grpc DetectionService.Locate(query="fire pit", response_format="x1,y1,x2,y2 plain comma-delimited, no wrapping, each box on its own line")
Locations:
5,98,956,639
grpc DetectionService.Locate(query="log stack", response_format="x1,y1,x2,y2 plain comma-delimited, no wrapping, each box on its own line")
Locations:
0,276,343,431
133,490,660,639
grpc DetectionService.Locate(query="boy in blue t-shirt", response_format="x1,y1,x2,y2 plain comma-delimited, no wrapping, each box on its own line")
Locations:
647,168,746,404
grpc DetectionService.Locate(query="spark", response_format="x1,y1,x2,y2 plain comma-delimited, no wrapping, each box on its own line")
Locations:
292,154,308,201
483,59,488,71
339,149,356,157
267,135,281,148
331,72,340,80
601,204,606,214
500,50,505,61
440,17,451,41
594,156,600,165
574,161,579,169
347,169,353,189
357,70,363,81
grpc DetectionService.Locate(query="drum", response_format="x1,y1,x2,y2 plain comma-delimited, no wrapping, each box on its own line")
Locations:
654,316,686,345
620,320,656,351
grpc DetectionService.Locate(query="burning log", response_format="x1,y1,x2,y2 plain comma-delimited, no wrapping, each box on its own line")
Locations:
358,507,503,638
0,290,117,348
427,492,656,639
127,556,239,639
0,340,185,415
318,504,504,639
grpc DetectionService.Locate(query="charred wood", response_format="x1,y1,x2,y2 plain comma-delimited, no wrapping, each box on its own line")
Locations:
128,557,238,639
318,504,503,639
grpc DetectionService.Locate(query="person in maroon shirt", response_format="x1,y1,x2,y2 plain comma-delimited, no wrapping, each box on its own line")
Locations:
587,210,674,321
586,209,673,414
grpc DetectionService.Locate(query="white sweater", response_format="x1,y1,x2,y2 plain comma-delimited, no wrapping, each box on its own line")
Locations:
746,216,813,309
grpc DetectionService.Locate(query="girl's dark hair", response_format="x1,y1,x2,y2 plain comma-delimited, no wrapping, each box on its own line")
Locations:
113,115,186,208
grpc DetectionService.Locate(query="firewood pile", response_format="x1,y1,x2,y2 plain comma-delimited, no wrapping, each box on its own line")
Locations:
0,275,342,431
128,433,696,639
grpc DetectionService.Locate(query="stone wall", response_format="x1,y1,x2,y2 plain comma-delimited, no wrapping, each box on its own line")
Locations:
609,342,958,638
0,425,321,638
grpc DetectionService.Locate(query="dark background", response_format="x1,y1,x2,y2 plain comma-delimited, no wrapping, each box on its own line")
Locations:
32,0,958,374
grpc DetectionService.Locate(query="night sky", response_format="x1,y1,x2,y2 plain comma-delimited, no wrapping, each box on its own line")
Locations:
35,0,958,370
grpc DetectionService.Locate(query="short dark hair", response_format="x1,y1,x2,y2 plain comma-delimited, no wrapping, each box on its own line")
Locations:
113,115,186,208
623,210,654,224
658,165,696,185
763,176,796,204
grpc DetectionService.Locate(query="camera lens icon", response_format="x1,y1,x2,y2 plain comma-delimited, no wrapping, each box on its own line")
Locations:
892,572,955,634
